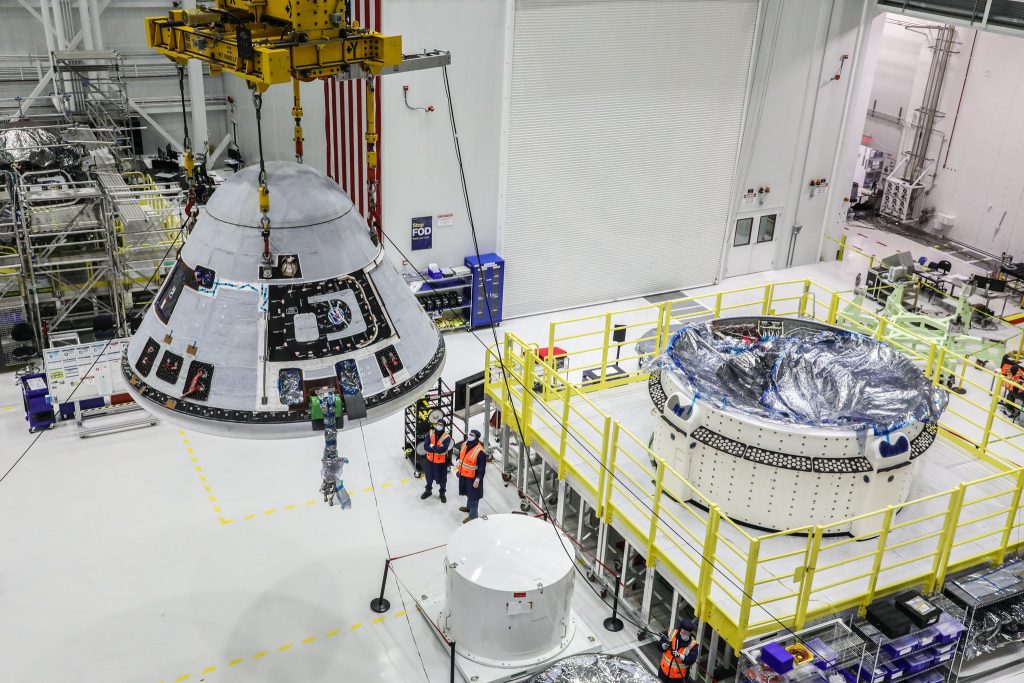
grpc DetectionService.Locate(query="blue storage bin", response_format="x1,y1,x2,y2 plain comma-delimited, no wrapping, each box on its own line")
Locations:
929,646,954,665
883,634,921,659
901,651,933,674
884,661,907,681
934,614,965,644
857,658,889,683
931,640,956,655
915,627,939,648
761,641,794,674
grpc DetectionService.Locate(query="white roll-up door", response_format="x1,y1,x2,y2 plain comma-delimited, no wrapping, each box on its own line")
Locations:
501,0,757,317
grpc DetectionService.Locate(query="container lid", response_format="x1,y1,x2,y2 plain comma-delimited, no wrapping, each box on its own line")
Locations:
447,514,574,591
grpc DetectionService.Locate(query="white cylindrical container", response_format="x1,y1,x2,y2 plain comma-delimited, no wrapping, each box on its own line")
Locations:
442,514,576,667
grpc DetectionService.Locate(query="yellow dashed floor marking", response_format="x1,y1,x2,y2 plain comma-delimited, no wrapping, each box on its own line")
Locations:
159,612,405,681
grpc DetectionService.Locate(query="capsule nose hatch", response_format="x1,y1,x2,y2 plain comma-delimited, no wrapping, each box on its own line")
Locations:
122,161,445,438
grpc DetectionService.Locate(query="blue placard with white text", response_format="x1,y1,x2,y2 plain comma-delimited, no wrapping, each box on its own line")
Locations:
411,216,432,251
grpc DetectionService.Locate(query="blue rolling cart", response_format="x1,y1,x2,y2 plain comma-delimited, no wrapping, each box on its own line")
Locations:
19,372,56,433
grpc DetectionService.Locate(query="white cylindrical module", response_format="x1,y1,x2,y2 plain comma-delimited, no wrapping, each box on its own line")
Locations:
442,514,576,668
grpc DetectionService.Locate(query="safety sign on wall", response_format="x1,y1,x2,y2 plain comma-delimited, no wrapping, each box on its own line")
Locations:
436,212,454,227
411,216,433,251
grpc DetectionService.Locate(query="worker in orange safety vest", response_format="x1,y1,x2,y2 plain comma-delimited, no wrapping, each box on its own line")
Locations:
456,429,486,523
420,420,452,503
659,616,698,681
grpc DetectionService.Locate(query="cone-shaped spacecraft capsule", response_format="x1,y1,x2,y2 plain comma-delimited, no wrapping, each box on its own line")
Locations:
121,162,445,438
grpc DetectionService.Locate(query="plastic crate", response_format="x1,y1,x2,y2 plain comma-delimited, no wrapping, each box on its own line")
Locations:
882,634,920,659
900,651,933,675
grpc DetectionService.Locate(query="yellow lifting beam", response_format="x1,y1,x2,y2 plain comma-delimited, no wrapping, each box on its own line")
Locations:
145,1,402,90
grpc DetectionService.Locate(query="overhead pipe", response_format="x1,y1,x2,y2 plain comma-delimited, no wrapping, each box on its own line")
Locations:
905,24,954,183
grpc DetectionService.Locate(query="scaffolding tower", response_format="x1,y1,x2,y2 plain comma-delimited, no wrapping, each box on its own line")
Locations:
51,51,134,169
0,50,186,366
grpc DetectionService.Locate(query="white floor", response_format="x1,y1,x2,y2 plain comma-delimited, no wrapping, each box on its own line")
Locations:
1,255,1022,682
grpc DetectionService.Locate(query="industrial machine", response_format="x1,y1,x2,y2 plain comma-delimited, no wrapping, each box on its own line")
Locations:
648,317,947,535
420,514,600,683
839,272,1007,384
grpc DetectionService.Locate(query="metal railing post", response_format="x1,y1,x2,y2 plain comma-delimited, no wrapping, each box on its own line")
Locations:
997,469,1024,564
863,506,895,613
603,421,619,525
696,504,722,622
980,381,1003,453
929,484,966,592
795,526,823,629
558,382,571,480
521,346,536,446
646,460,666,563
737,538,761,637
599,312,612,384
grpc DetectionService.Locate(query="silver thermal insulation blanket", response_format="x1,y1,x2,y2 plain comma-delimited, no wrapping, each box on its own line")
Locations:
0,127,81,169
647,321,947,434
529,654,658,683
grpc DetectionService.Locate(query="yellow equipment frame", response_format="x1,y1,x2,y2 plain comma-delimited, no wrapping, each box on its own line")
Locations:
145,1,402,90
484,279,1024,651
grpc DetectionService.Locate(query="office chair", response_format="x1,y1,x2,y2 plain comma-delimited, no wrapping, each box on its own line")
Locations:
93,314,116,340
10,322,37,362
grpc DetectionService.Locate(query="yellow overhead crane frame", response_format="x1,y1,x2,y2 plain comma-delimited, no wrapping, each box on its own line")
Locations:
144,0,448,250
145,0,403,91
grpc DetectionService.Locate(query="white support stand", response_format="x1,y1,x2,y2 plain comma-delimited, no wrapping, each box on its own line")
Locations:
556,478,566,525
641,565,656,624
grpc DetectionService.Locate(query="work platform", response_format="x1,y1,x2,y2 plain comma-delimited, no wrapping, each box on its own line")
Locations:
483,279,1024,652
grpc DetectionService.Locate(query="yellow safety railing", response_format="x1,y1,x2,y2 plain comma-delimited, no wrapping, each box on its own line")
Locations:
484,278,1024,651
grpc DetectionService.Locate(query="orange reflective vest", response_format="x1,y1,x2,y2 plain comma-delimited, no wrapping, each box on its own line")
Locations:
457,442,483,478
426,431,449,464
660,631,696,679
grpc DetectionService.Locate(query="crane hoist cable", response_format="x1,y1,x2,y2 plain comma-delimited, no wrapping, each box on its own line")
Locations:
176,64,194,181
364,76,381,241
252,89,272,265
176,64,200,235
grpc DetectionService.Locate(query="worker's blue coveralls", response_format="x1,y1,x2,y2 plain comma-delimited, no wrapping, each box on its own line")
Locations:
423,427,452,497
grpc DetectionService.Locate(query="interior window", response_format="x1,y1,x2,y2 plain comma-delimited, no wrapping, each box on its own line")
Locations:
154,261,194,323
757,214,777,243
734,217,753,247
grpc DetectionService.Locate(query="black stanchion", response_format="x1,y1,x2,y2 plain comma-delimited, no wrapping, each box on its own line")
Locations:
449,640,456,682
369,558,392,613
603,577,624,632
